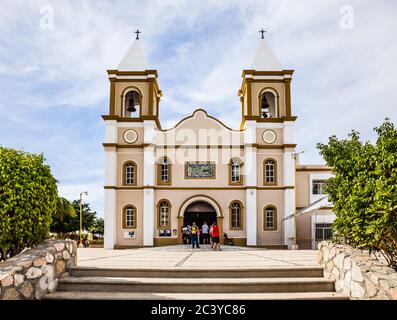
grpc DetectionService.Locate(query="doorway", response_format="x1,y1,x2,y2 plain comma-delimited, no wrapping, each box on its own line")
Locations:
183,201,217,244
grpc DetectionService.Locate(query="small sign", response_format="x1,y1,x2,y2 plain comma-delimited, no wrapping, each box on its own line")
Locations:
173,229,177,236
123,231,136,239
159,229,171,237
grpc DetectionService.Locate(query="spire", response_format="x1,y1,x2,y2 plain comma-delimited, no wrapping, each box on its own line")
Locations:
250,38,282,71
117,39,149,71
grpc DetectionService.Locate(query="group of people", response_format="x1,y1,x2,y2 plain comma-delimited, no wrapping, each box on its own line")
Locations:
181,221,221,250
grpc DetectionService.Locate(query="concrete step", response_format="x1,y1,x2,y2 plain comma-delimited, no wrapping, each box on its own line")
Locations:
57,277,334,294
70,266,324,278
44,291,348,300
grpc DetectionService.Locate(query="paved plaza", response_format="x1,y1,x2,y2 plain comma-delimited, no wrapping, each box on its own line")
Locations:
77,245,319,269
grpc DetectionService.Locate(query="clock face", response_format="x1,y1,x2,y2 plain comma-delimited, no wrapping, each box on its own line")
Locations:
123,129,138,144
262,130,277,144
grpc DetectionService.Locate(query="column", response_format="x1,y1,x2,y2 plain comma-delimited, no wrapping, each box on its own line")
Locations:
283,121,296,249
244,121,257,246
143,121,156,246
104,120,117,249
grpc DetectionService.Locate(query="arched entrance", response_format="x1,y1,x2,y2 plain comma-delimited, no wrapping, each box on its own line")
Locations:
177,195,224,245
183,201,217,227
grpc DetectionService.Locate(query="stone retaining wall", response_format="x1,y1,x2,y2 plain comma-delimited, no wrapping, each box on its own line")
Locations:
0,240,77,300
318,241,397,300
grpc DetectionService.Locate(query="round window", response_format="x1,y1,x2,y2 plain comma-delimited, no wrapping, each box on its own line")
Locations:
123,129,138,144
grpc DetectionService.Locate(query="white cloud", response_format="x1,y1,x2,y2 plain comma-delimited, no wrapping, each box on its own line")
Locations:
1,0,396,216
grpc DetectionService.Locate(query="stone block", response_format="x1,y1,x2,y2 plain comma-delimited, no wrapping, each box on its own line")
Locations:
63,250,70,260
389,288,397,300
39,276,49,291
322,247,329,262
26,267,42,279
48,279,58,293
317,250,323,263
2,287,21,300
343,256,352,271
334,254,345,269
326,260,334,273
33,257,47,267
331,266,340,279
379,280,390,292
55,260,65,276
365,279,378,298
369,272,388,284
13,273,25,287
46,252,54,264
329,247,336,259
18,282,33,299
16,259,32,269
352,263,364,282
0,273,14,287
53,242,65,252
351,281,365,298
343,270,352,288
41,265,54,283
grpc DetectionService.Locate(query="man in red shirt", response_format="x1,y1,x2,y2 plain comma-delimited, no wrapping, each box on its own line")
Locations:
211,222,221,251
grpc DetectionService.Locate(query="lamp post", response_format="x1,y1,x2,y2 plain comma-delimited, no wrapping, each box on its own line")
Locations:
292,151,304,250
79,191,88,248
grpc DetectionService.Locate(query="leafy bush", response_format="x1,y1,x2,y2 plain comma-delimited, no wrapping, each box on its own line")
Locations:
317,120,397,270
0,147,58,261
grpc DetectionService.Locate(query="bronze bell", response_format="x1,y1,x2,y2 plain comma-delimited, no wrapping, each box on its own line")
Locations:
126,97,137,113
261,98,270,118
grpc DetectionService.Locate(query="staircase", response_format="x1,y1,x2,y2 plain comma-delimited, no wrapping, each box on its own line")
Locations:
43,266,348,300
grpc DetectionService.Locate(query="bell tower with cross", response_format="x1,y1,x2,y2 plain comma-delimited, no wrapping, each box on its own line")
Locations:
104,30,162,126
238,30,296,127
103,31,161,249
239,30,297,248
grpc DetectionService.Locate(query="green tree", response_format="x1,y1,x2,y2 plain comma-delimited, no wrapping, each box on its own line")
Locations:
0,147,58,261
55,197,76,221
50,200,97,239
90,218,104,238
317,120,397,270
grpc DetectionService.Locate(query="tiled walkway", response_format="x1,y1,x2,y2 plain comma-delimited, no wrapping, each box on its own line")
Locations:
77,245,319,269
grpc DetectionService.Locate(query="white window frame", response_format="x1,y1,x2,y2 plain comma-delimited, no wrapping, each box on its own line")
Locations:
125,163,135,185
231,160,241,183
309,173,333,204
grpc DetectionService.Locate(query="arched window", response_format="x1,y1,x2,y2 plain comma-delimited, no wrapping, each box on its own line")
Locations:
157,200,171,228
229,201,243,229
124,90,141,118
123,205,137,229
264,205,277,231
123,161,137,185
157,157,172,185
260,91,277,118
264,158,277,185
229,158,242,185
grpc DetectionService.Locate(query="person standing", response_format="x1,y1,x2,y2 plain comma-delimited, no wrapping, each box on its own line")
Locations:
201,222,209,244
209,223,215,249
211,222,221,251
190,222,200,249
187,224,191,245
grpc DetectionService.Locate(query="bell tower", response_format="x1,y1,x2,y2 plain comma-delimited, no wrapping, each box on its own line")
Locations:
238,38,296,128
240,35,297,248
103,34,161,249
105,36,162,128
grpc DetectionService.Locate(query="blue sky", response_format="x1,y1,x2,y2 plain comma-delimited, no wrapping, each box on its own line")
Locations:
1,0,396,218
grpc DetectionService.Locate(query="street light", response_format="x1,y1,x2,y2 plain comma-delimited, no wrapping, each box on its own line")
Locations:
292,151,304,250
79,191,88,248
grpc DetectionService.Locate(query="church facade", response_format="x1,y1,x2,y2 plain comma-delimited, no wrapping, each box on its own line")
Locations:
103,37,335,250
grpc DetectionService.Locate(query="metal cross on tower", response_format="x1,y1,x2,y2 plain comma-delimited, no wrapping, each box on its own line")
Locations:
135,29,141,40
259,29,266,39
